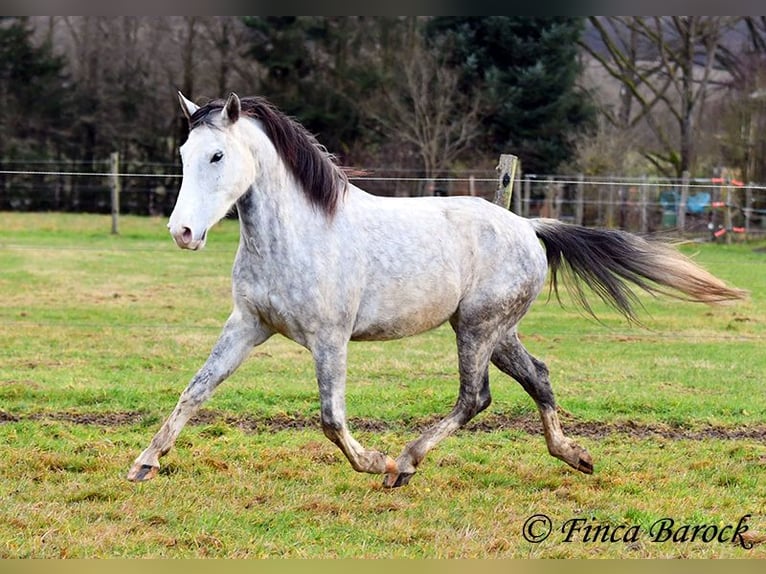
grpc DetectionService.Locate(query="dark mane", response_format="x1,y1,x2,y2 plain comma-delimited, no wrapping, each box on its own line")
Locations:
188,96,347,216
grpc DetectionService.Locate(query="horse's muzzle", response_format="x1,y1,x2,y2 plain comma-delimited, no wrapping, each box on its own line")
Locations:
169,225,207,250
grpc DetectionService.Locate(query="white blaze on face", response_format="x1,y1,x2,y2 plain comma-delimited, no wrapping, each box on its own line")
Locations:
168,131,223,250
168,94,254,250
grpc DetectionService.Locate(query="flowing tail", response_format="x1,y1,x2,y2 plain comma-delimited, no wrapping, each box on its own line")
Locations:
530,218,747,322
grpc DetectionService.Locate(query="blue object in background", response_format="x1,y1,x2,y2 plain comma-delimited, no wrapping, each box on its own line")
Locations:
686,191,711,214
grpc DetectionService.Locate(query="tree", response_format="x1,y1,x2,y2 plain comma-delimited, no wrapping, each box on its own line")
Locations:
581,16,736,177
0,17,69,158
427,16,596,174
198,17,257,96
242,16,370,159
0,17,70,209
711,17,766,183
367,23,482,181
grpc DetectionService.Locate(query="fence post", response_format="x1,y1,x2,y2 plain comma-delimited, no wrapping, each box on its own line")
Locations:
745,183,753,238
110,152,120,235
678,170,689,233
606,178,615,228
639,174,648,233
575,173,584,226
553,180,562,220
513,166,522,214
523,175,531,218
494,154,519,210
723,181,733,244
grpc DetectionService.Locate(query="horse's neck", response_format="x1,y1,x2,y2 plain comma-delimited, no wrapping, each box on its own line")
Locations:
236,135,321,254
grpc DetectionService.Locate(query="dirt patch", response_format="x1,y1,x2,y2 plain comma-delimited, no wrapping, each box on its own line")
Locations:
4,408,766,442
0,410,20,423
27,411,145,426
463,412,766,441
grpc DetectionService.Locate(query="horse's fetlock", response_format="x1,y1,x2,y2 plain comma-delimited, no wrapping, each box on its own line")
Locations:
476,392,492,414
320,413,343,432
321,425,343,445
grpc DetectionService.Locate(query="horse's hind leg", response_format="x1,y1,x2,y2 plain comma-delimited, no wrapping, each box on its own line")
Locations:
491,331,593,474
383,325,496,488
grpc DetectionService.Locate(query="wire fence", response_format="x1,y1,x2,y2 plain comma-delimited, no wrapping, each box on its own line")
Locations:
2,158,766,237
2,160,764,340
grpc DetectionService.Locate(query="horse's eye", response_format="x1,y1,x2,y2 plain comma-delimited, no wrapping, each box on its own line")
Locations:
210,151,223,163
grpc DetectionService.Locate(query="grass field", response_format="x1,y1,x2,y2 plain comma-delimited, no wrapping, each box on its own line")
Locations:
1,211,765,558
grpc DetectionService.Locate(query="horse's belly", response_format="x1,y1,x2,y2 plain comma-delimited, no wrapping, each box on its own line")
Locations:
350,306,454,341
350,284,459,341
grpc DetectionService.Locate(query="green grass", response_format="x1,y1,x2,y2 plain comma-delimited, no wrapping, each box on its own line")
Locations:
1,212,765,558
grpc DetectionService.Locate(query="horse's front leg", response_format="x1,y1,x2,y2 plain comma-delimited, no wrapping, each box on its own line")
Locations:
313,342,398,476
127,308,272,482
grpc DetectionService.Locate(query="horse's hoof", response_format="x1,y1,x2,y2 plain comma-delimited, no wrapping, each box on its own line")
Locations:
571,448,594,474
578,456,594,474
560,443,594,475
382,471,415,488
127,463,159,482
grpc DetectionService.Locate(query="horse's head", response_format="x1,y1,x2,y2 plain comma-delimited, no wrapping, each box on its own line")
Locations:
168,92,256,250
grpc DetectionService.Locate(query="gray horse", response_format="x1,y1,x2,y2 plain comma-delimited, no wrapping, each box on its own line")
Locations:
127,92,745,487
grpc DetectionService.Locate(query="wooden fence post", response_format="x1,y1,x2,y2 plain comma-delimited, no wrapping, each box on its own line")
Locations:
523,175,531,218
723,181,733,244
678,170,689,233
639,174,648,234
110,152,120,235
575,173,584,226
553,180,562,220
606,178,615,228
513,166,522,214
494,154,519,210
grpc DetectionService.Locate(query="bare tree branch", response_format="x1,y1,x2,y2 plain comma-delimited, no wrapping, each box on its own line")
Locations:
583,16,736,176
366,31,481,181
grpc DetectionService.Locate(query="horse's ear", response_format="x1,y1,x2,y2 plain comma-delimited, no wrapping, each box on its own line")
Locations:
178,91,199,123
222,92,240,125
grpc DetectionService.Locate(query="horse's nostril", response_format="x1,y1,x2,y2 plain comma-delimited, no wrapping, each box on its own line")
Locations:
181,227,193,244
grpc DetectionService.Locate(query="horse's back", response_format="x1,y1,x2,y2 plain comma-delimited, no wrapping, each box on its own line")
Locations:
345,191,547,340
348,191,545,277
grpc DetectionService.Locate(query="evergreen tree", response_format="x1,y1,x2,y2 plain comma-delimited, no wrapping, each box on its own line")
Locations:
242,16,375,159
0,17,69,160
427,17,596,174
0,17,70,209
